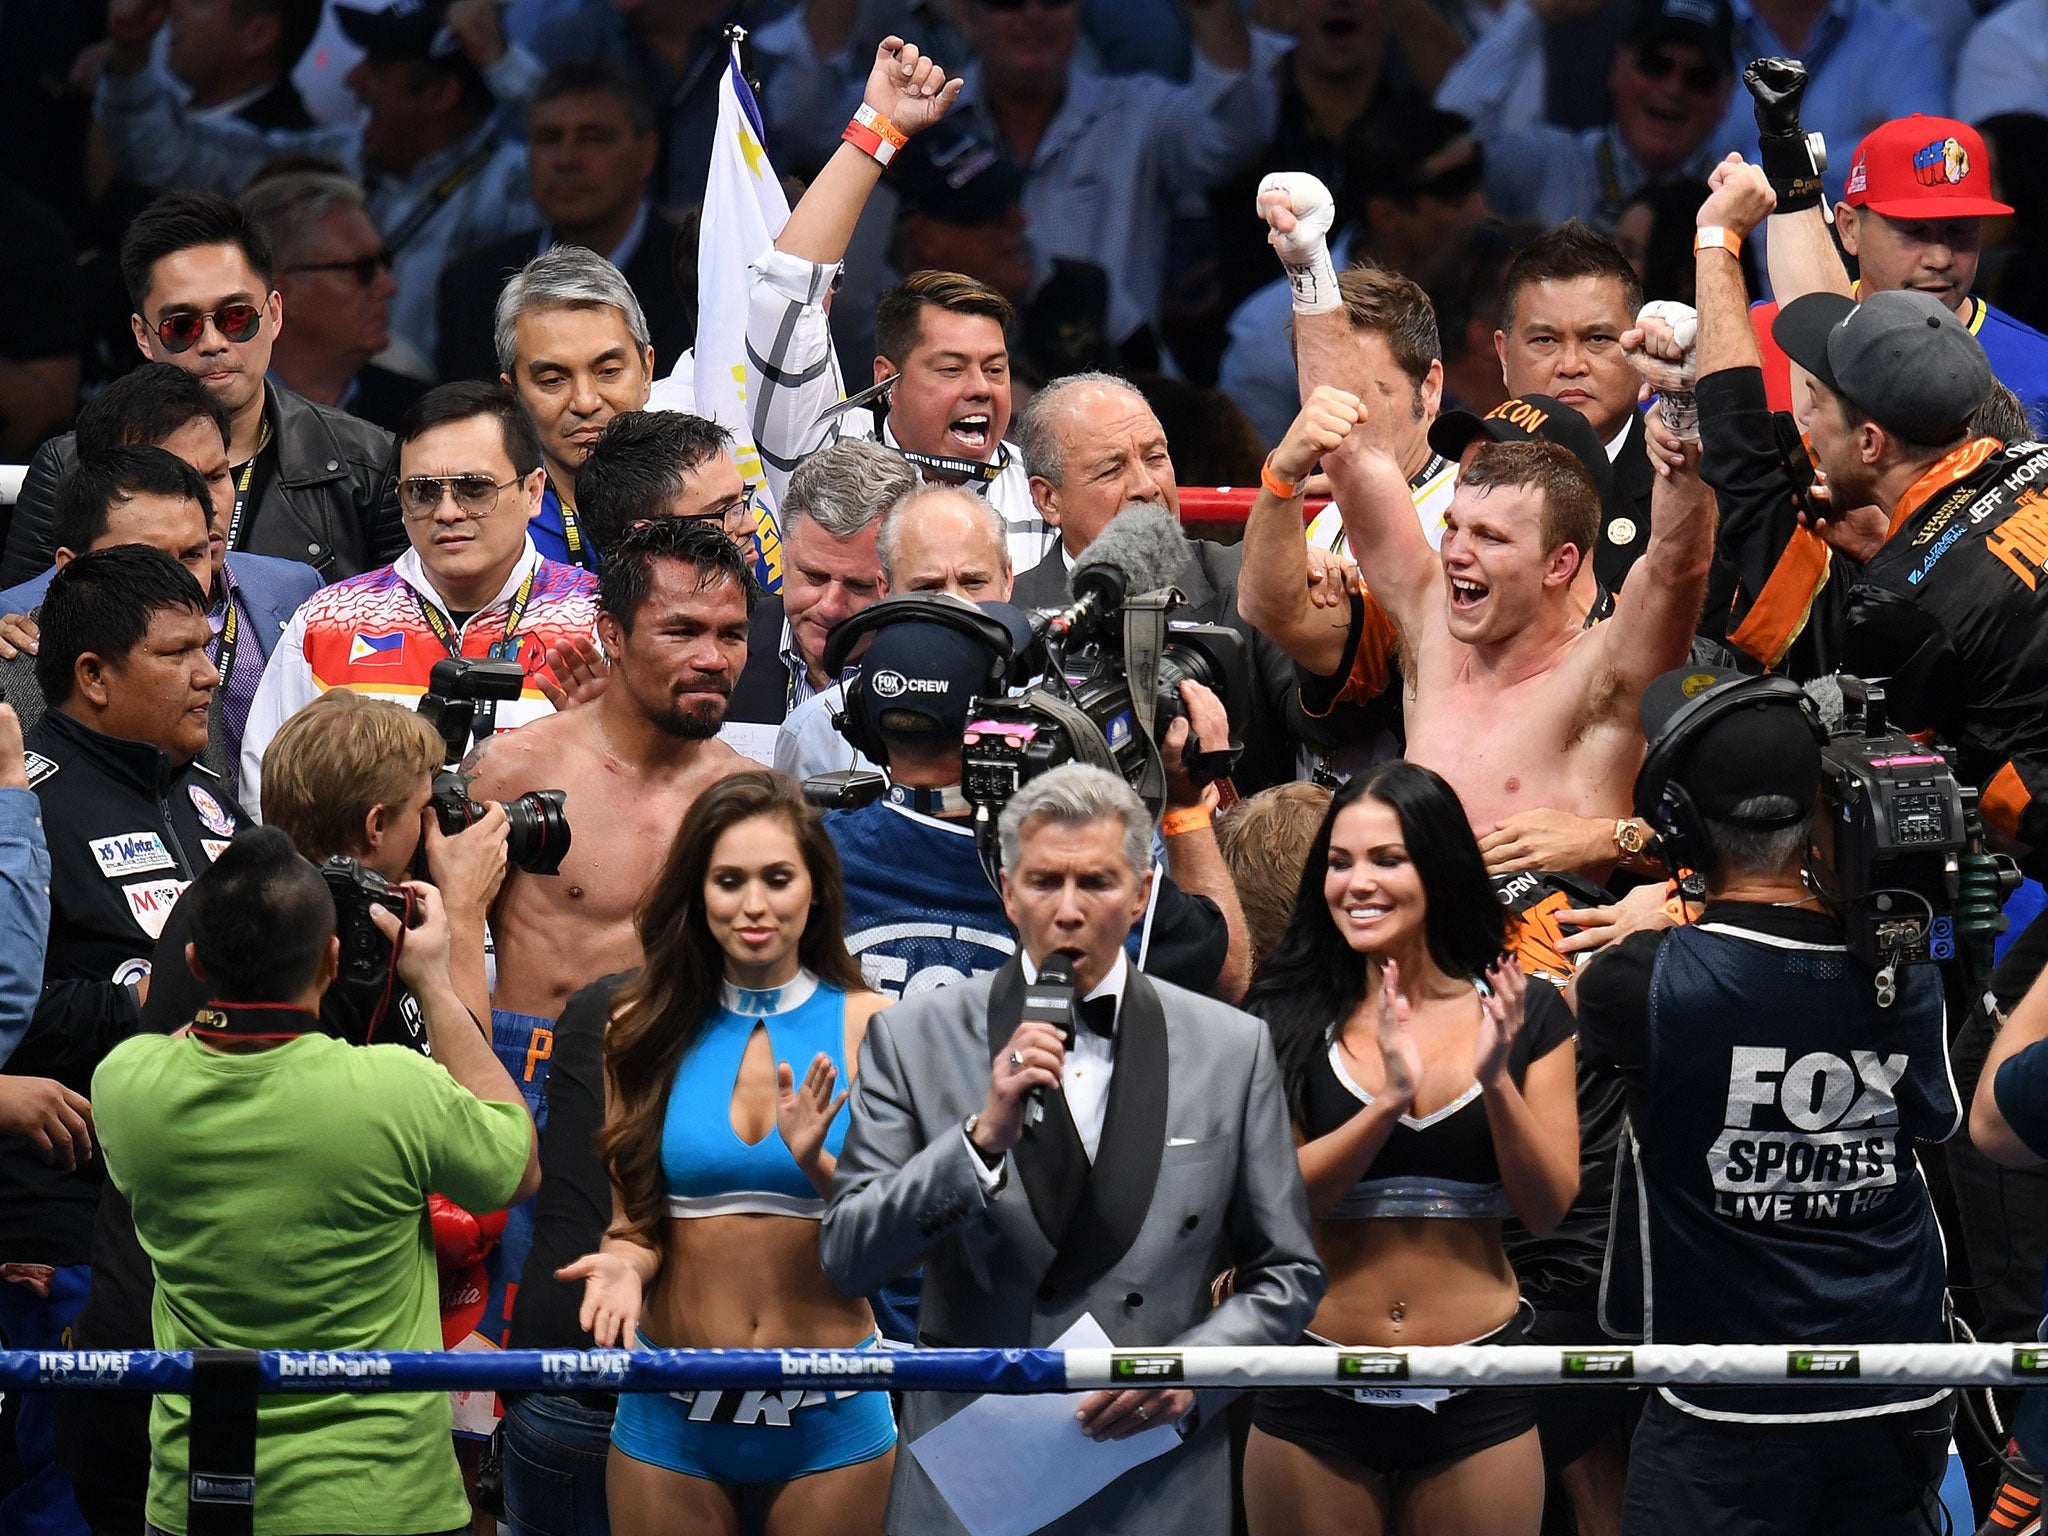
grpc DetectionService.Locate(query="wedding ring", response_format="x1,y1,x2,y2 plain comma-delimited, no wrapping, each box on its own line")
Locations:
1135,1404,1151,1421
1008,1051,1024,1070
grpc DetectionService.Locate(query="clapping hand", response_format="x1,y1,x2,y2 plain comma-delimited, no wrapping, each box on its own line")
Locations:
1474,956,1529,1086
1375,958,1422,1110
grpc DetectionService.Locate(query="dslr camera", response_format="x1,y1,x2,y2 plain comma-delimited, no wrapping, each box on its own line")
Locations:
960,558,1247,833
321,856,415,990
415,657,573,875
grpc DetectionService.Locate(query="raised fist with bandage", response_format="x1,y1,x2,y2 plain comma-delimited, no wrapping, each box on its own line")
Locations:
1257,172,1342,316
1626,300,1702,442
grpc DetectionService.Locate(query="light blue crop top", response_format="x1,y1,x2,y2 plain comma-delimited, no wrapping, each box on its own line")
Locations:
660,970,850,1220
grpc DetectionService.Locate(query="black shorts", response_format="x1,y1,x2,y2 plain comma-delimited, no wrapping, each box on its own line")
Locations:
1520,1301,1642,1472
1250,1313,1537,1477
1620,1389,1951,1536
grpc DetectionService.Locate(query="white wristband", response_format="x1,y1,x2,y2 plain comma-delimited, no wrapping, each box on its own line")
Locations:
1284,245,1342,316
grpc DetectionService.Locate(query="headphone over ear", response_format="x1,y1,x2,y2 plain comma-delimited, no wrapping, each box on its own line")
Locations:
1633,673,1825,876
822,593,1017,766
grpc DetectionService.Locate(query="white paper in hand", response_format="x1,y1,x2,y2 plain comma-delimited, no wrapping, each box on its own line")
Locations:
907,1313,1184,1536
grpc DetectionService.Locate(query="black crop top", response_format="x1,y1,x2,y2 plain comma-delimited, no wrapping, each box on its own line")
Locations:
1304,980,1575,1219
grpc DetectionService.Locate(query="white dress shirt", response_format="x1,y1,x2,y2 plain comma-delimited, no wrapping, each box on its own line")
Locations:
968,949,1132,1184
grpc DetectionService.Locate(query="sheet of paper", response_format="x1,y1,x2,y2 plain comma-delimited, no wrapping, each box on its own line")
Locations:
717,720,779,767
907,1313,1183,1536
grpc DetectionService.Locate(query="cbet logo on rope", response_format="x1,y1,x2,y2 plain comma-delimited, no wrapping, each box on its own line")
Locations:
1711,1046,1907,1221
1337,1353,1409,1382
1787,1349,1860,1378
1111,1353,1185,1383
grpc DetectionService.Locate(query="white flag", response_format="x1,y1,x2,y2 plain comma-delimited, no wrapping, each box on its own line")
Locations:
694,40,791,592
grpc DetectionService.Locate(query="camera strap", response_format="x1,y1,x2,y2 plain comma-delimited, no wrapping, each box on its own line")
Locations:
189,1001,321,1042
1121,589,1179,817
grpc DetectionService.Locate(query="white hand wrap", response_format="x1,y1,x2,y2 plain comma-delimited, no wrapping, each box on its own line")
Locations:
1257,172,1340,316
1634,300,1702,442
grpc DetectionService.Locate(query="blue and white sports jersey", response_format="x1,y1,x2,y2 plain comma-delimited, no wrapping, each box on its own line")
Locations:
826,795,1162,1002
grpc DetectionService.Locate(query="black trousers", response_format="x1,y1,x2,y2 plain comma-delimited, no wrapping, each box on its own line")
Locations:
1620,1391,1951,1536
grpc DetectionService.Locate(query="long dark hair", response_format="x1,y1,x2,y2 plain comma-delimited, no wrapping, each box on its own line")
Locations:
1242,761,1504,1121
603,771,866,1248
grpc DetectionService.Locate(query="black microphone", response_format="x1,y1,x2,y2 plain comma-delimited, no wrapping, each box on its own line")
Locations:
1042,505,1191,638
1019,953,1078,1125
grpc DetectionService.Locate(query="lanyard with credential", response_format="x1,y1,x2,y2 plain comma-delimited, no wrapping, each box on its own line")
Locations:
383,137,499,254
210,595,241,699
415,563,539,740
226,417,273,551
547,479,594,569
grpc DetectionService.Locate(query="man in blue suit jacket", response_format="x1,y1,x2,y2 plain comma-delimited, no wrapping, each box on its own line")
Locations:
0,456,320,799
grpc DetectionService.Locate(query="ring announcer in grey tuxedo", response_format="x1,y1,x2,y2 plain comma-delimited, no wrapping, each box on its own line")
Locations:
821,763,1324,1536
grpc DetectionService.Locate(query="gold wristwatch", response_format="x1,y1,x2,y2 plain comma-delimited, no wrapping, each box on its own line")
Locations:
1614,818,1647,858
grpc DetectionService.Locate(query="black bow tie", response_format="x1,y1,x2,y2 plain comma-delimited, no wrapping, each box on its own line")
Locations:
1076,993,1118,1039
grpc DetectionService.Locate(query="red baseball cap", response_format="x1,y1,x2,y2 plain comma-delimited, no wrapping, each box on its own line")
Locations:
1843,114,2011,218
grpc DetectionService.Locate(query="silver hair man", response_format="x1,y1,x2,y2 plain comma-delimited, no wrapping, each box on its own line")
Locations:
997,763,1151,880
1013,370,1143,486
494,245,652,376
785,440,917,539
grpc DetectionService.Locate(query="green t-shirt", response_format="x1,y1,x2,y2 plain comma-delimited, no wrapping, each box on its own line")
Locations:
92,1030,531,1536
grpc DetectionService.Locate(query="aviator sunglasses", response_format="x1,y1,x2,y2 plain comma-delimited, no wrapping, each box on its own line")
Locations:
152,302,264,354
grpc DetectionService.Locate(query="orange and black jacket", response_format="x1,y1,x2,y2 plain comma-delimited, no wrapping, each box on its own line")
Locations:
1695,365,1844,680
1843,434,2048,872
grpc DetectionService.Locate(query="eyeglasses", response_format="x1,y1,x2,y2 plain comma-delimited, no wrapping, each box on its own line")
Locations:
398,474,521,520
684,485,760,535
283,250,394,286
152,302,263,354
1631,46,1725,94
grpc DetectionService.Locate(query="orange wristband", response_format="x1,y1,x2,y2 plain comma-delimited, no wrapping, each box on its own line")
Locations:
842,103,908,165
1693,225,1741,258
1160,804,1213,838
1260,456,1304,499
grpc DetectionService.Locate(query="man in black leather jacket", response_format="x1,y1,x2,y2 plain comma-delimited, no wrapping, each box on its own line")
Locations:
2,192,400,585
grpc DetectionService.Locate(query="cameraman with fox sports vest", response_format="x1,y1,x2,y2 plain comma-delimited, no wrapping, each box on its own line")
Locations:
1576,667,1959,1536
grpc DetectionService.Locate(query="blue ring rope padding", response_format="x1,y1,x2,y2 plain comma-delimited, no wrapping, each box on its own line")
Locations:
11,1342,2047,1394
4,1347,1071,1395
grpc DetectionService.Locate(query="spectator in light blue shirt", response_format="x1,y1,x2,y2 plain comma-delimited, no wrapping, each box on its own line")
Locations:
1706,0,1947,200
0,706,49,1072
94,0,537,375
1440,0,1737,232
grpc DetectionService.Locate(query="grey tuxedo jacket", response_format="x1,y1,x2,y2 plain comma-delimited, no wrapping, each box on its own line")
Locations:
820,963,1322,1536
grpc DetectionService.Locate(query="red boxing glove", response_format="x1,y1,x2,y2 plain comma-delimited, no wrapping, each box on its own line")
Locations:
428,1196,508,1271
438,1261,489,1348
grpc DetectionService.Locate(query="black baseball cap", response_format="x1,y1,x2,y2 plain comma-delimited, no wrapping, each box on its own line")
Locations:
858,601,1032,740
1431,393,1616,509
891,118,1025,227
1624,0,1735,75
336,0,459,60
1773,288,1993,444
1640,666,1823,819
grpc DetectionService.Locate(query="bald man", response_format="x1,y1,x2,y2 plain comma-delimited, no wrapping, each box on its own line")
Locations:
1009,372,1299,792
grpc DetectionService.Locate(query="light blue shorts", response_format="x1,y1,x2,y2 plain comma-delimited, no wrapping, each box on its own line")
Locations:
610,1332,897,1485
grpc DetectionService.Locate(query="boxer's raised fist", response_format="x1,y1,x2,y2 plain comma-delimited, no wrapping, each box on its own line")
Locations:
1257,172,1336,264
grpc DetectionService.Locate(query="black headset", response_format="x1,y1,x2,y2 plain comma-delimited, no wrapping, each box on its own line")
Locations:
821,593,1017,766
1633,673,1826,876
